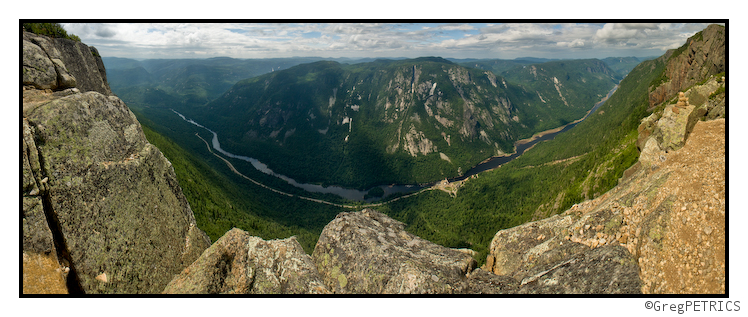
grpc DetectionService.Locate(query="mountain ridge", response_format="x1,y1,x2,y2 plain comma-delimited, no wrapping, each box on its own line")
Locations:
196,56,620,189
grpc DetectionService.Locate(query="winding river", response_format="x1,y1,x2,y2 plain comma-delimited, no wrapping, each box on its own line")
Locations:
172,84,617,204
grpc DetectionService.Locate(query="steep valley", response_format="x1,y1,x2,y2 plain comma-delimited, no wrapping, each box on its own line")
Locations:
196,57,621,189
22,23,726,295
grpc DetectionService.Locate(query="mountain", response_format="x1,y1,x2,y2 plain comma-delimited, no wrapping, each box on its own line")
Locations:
164,24,724,295
197,57,620,189
648,24,726,110
373,24,725,268
103,56,386,109
601,56,642,76
104,56,326,109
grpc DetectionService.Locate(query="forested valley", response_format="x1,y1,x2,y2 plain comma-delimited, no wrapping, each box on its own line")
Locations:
107,54,654,262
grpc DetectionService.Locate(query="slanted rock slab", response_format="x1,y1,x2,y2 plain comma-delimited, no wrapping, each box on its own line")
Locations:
518,245,641,294
312,209,476,294
163,228,329,294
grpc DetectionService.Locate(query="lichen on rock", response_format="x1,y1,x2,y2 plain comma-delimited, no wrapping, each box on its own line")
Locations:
163,228,329,294
312,209,477,294
22,30,210,294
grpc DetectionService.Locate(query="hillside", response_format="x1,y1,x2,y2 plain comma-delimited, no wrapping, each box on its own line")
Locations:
602,56,644,76
103,56,384,110
195,57,619,189
375,24,725,264
161,24,725,294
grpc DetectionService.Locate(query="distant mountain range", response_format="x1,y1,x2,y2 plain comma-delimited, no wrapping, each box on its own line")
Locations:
104,55,637,189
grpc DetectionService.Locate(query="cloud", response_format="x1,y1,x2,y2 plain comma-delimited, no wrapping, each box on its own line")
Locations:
62,22,719,60
557,39,585,48
435,24,476,31
595,23,660,43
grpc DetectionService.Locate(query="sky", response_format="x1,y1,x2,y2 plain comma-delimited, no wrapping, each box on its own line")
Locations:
60,22,722,60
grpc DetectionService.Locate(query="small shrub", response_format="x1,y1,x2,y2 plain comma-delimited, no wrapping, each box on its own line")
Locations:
709,86,725,99
22,23,81,42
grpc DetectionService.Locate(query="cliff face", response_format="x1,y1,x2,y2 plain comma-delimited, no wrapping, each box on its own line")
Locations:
648,24,725,110
23,31,112,96
482,72,725,294
22,31,210,294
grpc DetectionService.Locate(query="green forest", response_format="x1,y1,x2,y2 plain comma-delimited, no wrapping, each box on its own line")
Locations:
109,54,657,264
190,57,620,189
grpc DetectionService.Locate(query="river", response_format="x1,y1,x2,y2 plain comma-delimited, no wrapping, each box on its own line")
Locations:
172,84,617,203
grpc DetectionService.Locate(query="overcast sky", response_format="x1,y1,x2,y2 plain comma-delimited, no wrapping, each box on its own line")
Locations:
60,22,721,60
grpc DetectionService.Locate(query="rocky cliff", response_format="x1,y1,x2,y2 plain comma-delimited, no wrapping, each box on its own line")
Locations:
22,31,210,294
480,68,726,294
648,24,725,110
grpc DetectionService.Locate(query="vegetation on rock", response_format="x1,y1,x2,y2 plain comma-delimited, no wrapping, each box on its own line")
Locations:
22,23,81,42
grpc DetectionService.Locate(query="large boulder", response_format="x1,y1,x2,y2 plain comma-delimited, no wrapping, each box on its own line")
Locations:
22,31,112,95
639,75,724,154
23,89,210,294
483,208,642,294
312,209,477,294
163,228,329,294
651,100,706,152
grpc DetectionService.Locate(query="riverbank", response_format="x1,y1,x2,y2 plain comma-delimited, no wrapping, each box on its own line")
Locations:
176,84,618,204
500,85,618,157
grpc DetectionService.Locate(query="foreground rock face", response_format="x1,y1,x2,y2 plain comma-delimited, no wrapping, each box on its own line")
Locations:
23,90,210,294
169,208,645,294
163,228,328,294
22,32,210,294
168,210,522,294
312,209,477,294
484,212,642,294
484,118,725,294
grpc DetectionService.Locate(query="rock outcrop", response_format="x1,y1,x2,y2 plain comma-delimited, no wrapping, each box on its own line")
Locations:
22,31,210,294
648,24,725,110
163,228,329,294
638,75,725,156
312,209,477,294
23,31,112,96
169,209,522,294
483,71,726,293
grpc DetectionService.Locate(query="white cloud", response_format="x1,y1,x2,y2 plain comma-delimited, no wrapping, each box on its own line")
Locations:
436,24,476,31
61,22,720,60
